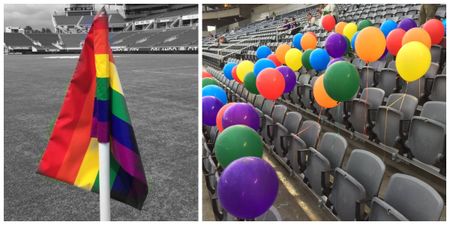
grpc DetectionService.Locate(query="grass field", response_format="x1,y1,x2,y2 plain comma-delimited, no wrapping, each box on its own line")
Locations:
4,54,198,221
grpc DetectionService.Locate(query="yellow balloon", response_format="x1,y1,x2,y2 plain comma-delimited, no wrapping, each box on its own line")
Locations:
236,60,254,82
343,22,357,40
285,48,303,71
396,41,431,82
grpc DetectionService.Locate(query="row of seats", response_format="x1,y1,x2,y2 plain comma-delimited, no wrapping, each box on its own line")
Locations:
209,63,446,176
203,66,444,220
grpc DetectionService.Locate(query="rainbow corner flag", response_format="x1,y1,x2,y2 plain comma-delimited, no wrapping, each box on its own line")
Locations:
37,8,148,210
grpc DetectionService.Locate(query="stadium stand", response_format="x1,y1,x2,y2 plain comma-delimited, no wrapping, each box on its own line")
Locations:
4,4,198,54
202,4,445,221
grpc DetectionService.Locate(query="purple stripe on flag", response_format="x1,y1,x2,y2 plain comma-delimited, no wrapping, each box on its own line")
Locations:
111,139,146,183
92,117,109,142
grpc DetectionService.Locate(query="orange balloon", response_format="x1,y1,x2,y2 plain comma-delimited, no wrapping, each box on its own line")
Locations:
301,32,317,50
313,75,339,108
402,27,431,49
355,27,386,63
275,44,291,64
335,22,347,34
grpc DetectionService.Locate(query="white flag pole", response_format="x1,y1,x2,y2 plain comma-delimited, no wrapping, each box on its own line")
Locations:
99,142,111,221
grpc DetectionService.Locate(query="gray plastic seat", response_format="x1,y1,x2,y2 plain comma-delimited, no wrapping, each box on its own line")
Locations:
329,149,385,221
303,132,348,195
262,104,287,143
255,206,282,221
273,112,303,157
372,94,418,147
287,120,322,173
360,66,376,90
400,77,425,100
291,74,311,105
430,45,442,64
348,87,385,134
369,173,444,221
254,95,265,110
425,62,440,79
405,101,446,168
376,68,399,97
301,76,318,111
387,60,396,71
429,75,446,101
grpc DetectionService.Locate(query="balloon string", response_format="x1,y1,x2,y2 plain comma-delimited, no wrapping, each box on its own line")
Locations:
364,64,369,135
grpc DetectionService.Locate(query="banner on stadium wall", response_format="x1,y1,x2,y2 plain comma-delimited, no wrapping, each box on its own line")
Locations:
182,14,198,20
134,19,155,25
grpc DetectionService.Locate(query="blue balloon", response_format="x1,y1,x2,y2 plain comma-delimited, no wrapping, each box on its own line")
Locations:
443,19,446,34
223,62,237,80
202,85,227,104
380,20,397,37
256,45,272,59
253,58,276,76
351,31,359,50
292,33,304,50
309,48,330,72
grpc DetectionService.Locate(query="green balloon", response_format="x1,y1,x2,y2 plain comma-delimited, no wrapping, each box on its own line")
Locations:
302,49,313,70
214,125,263,168
323,61,360,102
357,20,372,31
202,78,218,88
243,72,259,94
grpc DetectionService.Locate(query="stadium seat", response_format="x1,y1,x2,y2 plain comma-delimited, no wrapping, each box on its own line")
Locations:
300,76,318,112
375,68,399,97
429,75,446,101
371,93,418,147
303,132,348,195
369,173,444,221
263,105,287,143
404,101,446,173
359,66,377,89
348,87,385,135
273,111,303,157
329,149,385,221
285,120,322,173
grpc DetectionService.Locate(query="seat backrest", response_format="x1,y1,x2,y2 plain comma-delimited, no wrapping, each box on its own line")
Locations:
360,87,385,108
254,95,265,109
345,149,385,198
388,60,396,71
401,77,425,99
272,105,288,123
298,74,311,85
429,75,446,102
283,112,302,134
430,45,442,63
261,100,275,115
421,101,446,124
425,62,440,79
297,120,321,148
383,173,444,221
377,69,398,97
317,132,347,170
386,93,418,120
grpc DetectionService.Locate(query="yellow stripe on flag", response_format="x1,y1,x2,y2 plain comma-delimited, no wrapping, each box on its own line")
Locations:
95,54,110,78
110,62,123,95
74,138,99,190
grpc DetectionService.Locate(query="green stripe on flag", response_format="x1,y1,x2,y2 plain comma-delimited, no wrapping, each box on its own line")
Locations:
111,90,130,124
96,78,110,101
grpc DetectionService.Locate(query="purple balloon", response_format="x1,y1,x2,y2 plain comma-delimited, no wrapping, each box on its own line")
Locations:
202,96,224,126
325,33,348,58
276,66,296,93
327,57,344,67
218,157,279,219
398,18,417,31
222,103,260,131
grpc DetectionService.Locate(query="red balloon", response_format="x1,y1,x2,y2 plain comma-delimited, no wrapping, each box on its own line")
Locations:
267,54,281,67
232,66,242,83
216,103,235,132
386,28,406,56
423,19,445,45
256,68,285,100
202,71,213,78
322,15,336,32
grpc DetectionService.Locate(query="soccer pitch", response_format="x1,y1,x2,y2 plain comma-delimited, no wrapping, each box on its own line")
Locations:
4,54,198,221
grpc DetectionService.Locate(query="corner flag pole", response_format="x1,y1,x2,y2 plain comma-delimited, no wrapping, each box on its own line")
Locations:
99,142,111,221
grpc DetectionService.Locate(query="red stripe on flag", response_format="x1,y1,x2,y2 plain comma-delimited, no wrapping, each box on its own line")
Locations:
37,30,96,180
